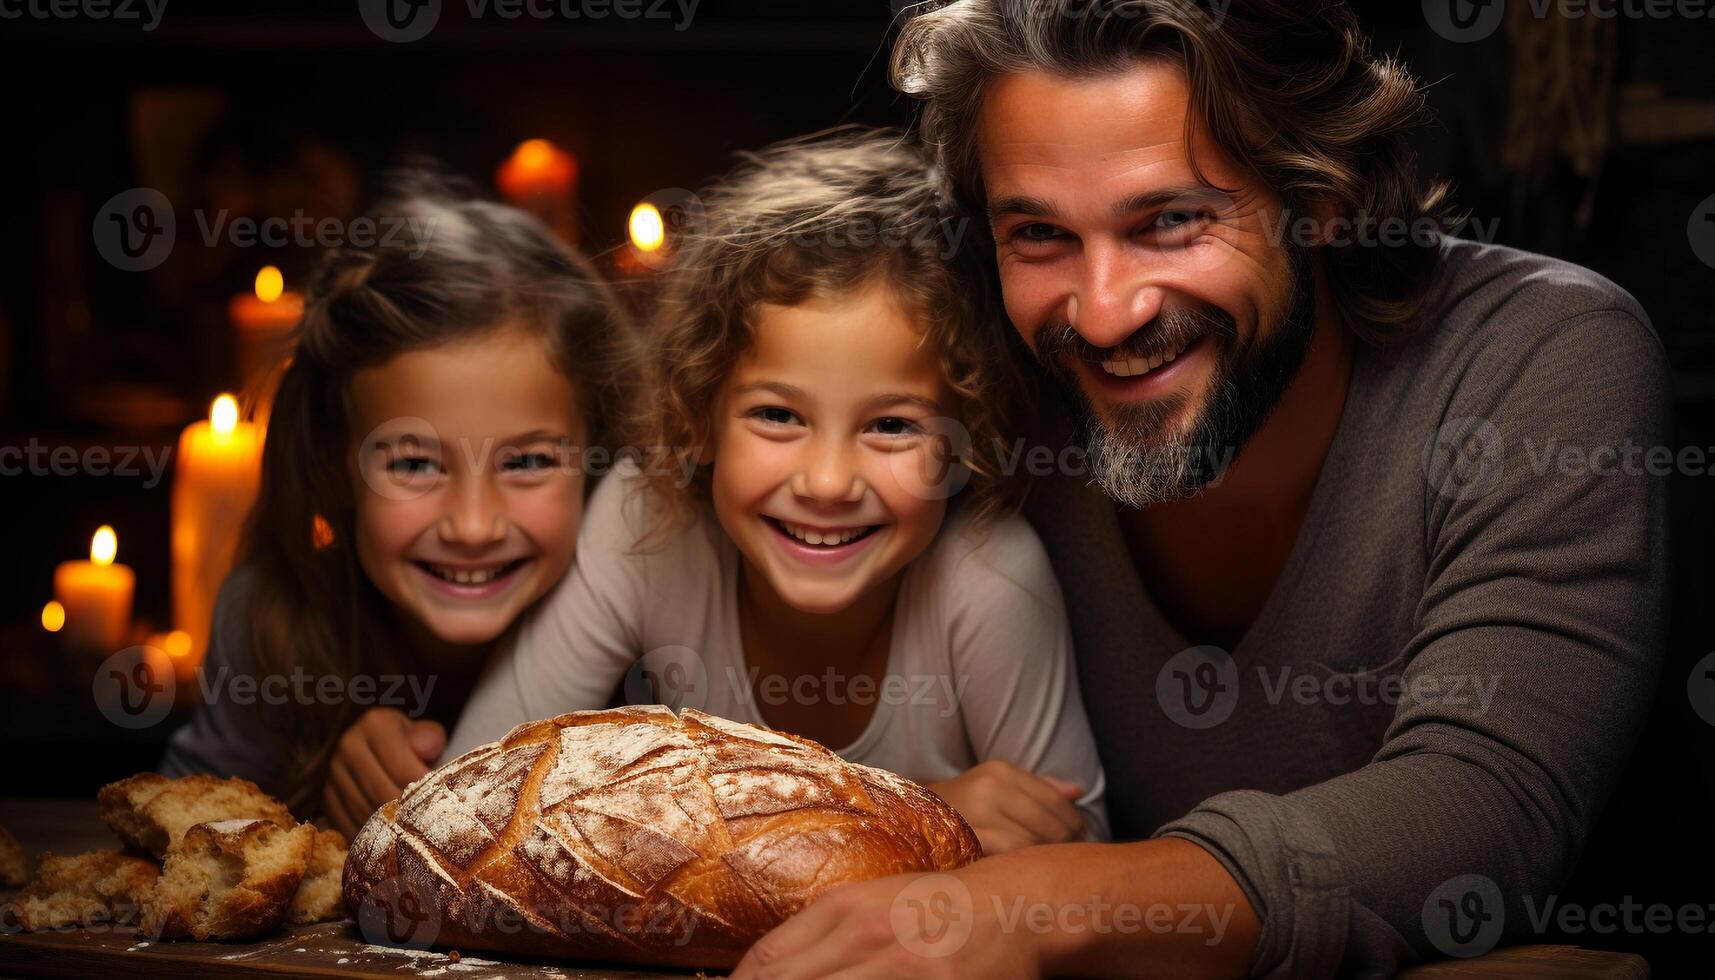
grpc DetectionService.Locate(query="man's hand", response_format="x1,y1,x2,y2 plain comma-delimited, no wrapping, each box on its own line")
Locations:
730,839,1260,980
927,760,1086,854
732,852,1049,980
323,708,445,840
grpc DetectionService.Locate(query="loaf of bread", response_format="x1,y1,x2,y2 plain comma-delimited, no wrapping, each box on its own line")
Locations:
141,818,314,940
99,773,293,859
0,822,25,887
4,851,159,931
343,706,981,970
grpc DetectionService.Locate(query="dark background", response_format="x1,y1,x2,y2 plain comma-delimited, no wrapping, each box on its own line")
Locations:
0,0,1710,972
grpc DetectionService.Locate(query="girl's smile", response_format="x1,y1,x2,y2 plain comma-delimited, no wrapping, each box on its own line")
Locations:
708,279,953,617
348,325,587,646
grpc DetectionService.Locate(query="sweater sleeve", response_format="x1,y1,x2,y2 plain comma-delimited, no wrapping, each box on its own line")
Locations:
444,468,654,759
942,514,1112,841
1158,308,1669,977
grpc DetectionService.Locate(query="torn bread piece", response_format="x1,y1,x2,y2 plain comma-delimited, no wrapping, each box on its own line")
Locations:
288,828,348,925
142,819,313,940
0,822,26,887
3,850,159,931
99,773,293,859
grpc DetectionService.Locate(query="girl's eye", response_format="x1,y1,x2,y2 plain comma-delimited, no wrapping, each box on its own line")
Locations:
386,456,437,476
868,417,922,437
502,452,557,473
750,406,801,426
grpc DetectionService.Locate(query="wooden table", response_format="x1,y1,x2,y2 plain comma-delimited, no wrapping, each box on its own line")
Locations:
0,799,1649,979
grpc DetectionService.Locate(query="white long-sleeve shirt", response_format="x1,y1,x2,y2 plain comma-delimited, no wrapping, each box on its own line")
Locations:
446,463,1110,840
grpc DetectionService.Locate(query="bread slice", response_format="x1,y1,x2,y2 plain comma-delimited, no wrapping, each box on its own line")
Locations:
0,822,26,887
288,828,347,925
99,774,293,859
4,850,160,931
142,819,314,940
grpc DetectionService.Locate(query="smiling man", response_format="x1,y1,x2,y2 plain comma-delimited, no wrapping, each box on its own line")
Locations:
731,1,1668,978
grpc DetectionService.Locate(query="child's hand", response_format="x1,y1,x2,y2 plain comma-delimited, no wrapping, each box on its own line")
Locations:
324,708,446,840
926,760,1087,855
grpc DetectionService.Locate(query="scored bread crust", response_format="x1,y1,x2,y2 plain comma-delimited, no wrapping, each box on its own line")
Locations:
342,706,981,970
99,773,294,859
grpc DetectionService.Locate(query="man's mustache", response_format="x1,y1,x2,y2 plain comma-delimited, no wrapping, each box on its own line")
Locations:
1035,304,1238,368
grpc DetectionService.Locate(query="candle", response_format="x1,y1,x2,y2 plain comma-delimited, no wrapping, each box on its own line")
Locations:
497,139,579,244
53,526,135,654
230,266,303,411
172,394,263,667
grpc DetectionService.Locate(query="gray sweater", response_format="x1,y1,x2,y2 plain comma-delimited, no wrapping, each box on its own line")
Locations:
1023,238,1668,977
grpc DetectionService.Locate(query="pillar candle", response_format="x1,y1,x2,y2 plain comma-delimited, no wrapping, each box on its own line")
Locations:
172,394,262,667
53,526,135,654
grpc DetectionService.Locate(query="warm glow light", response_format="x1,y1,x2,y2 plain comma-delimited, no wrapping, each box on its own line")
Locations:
164,630,193,658
630,203,666,253
41,601,65,632
255,266,285,303
91,526,118,566
211,394,240,436
516,139,555,170
311,513,335,550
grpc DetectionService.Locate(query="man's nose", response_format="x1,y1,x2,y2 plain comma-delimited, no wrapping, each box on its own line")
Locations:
1068,243,1164,351
438,475,507,546
789,439,867,505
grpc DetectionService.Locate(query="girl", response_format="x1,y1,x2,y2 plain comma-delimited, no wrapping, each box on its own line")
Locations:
160,176,642,838
447,130,1109,852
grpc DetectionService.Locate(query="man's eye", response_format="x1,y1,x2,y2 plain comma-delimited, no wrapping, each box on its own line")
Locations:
1013,223,1063,244
1156,209,1199,230
868,417,921,437
750,406,801,426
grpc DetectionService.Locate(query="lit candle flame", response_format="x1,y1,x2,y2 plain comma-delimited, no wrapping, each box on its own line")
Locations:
211,394,240,436
255,266,285,304
630,203,666,253
41,600,65,632
91,526,117,566
515,139,555,171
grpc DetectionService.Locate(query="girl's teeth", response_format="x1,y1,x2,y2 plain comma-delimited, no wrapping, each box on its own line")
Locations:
430,563,513,585
782,522,866,546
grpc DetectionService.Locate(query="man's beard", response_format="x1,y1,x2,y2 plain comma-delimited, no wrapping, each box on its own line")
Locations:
1037,247,1318,508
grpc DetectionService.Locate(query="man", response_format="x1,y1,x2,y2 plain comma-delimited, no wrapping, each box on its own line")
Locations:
732,1,1667,978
